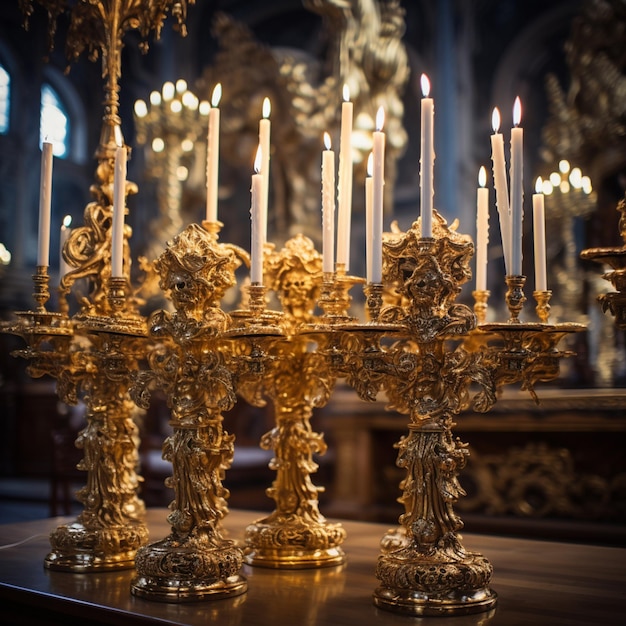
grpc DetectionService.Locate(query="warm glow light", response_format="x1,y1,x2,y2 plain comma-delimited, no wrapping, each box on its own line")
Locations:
560,180,570,194
323,132,332,151
542,180,554,195
211,83,222,107
152,137,165,153
559,159,570,174
375,106,385,131
63,214,72,228
176,79,187,93
149,91,161,106
491,107,501,133
478,166,487,188
582,176,592,194
535,176,543,194
0,242,11,265
254,144,263,174
262,96,271,119
367,152,373,177
134,99,147,118
569,167,582,188
162,81,175,101
176,165,189,181
181,138,193,152
199,100,210,115
513,96,522,126
170,100,182,113
420,73,431,98
343,84,350,102
549,172,561,186
181,91,197,109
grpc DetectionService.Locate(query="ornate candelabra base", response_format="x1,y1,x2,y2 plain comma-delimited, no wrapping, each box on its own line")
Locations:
131,535,247,602
45,520,149,572
371,422,497,617
244,513,346,569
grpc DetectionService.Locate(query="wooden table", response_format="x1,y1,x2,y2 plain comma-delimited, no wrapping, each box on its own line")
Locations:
0,509,624,625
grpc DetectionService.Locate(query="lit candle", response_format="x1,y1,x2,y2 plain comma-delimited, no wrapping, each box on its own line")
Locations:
250,145,263,285
59,215,72,279
420,74,434,238
322,132,335,274
337,84,353,270
372,106,385,284
510,96,524,276
365,153,373,284
533,176,547,291
37,141,53,267
259,97,271,242
205,83,221,223
111,146,127,278
476,167,489,292
490,107,510,274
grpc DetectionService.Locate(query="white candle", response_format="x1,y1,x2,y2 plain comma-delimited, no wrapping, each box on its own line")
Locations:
322,132,335,274
250,145,263,285
37,141,53,267
420,74,434,238
205,83,221,223
476,166,489,292
337,84,353,270
510,96,524,276
372,107,385,284
490,107,511,275
59,215,72,279
259,97,271,242
533,176,547,291
111,146,127,278
365,153,373,284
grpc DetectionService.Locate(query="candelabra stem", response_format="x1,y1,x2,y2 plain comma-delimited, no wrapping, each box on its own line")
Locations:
365,282,384,321
505,275,526,323
46,335,148,571
32,266,50,313
472,289,490,324
533,289,552,324
373,417,496,616
244,396,346,568
131,406,246,601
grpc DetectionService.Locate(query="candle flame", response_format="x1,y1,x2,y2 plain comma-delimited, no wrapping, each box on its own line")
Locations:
513,96,522,126
262,96,271,119
420,73,430,98
367,152,373,177
211,83,222,107
375,106,385,131
535,176,543,194
491,107,501,133
254,144,262,174
323,132,332,151
343,83,350,102
478,166,487,188
63,214,72,228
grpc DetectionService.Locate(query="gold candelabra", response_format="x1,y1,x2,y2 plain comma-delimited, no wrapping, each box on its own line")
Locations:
4,0,586,617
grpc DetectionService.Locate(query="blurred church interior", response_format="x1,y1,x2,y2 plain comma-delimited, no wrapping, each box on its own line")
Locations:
0,0,624,544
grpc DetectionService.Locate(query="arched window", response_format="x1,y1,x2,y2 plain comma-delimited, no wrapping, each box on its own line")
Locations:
40,83,69,158
0,64,10,134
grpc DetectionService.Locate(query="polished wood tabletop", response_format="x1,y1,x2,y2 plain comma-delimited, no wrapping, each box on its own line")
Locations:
0,509,624,625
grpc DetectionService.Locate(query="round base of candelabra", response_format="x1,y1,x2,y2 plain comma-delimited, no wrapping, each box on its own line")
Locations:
130,535,246,603
44,549,138,572
44,520,149,572
131,574,247,603
373,545,496,616
373,585,497,616
243,515,347,569
244,545,345,569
